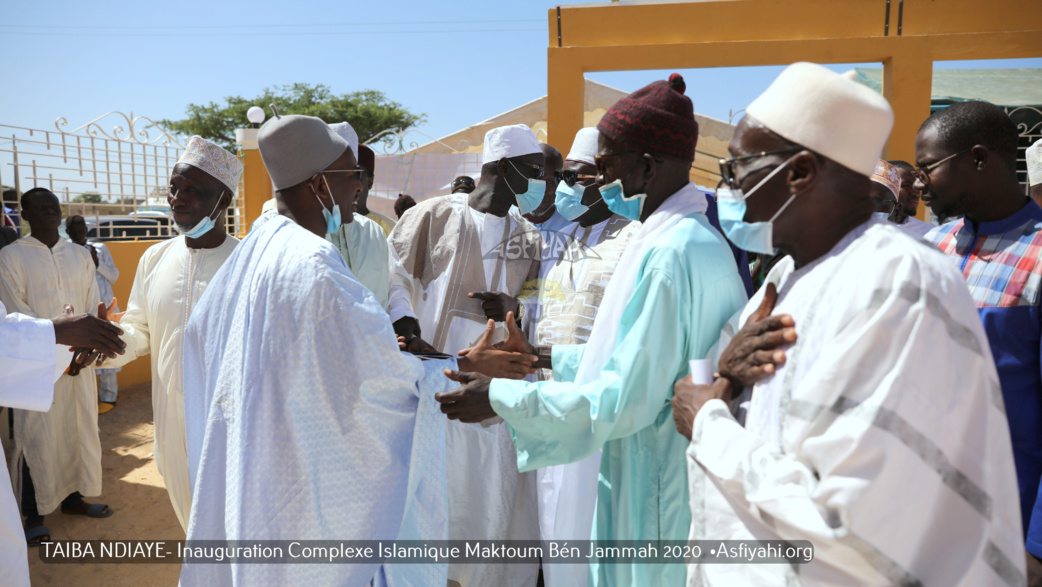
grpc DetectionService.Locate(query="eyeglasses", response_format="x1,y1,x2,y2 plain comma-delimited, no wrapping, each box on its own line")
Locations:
913,147,972,185
322,168,364,178
874,198,897,215
555,169,598,187
594,152,639,176
452,178,474,188
718,148,801,186
511,160,544,179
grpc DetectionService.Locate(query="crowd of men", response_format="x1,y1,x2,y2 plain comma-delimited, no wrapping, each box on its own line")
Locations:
2,61,1042,586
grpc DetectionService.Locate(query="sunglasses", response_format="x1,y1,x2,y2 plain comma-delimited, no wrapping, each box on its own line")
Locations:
555,169,598,187
594,151,639,176
511,160,545,179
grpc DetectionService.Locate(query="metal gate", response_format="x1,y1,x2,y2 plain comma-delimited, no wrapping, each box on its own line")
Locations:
0,111,245,240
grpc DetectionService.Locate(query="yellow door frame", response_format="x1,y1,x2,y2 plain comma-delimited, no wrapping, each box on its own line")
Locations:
547,0,1041,217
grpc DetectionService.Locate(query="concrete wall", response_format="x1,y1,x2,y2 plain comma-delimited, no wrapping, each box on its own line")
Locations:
106,239,160,388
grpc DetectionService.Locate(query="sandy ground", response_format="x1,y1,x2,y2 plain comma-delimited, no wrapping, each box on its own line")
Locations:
2,381,183,586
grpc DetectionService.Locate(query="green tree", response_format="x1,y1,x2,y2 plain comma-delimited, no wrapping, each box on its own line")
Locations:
72,192,103,203
160,83,425,151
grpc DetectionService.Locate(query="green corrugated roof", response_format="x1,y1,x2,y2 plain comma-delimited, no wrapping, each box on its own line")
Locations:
853,68,1042,106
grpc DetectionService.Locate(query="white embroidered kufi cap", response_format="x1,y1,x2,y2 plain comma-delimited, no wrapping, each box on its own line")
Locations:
177,136,244,195
871,159,902,197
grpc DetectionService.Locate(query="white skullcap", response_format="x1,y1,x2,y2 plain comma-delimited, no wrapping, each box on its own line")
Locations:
177,136,244,195
565,128,600,166
746,62,894,177
328,122,359,159
482,124,541,164
1028,139,1042,187
258,114,350,191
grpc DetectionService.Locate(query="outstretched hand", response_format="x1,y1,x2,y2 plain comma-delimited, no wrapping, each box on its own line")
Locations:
456,317,537,379
436,370,497,423
717,283,796,390
468,291,519,323
458,311,535,357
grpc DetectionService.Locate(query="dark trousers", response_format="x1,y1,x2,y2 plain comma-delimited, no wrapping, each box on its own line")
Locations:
21,458,82,522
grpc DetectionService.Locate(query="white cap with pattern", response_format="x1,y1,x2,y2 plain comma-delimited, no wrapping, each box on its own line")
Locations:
177,136,244,195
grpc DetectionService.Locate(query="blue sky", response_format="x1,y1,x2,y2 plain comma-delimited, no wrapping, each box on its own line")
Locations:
1,0,1039,144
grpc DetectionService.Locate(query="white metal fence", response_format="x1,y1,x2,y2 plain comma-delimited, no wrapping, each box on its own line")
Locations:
0,112,245,240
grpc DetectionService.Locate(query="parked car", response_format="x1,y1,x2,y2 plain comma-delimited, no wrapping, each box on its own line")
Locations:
83,215,174,242
134,204,171,219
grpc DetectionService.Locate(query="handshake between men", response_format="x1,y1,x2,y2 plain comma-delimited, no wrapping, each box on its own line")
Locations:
54,301,126,376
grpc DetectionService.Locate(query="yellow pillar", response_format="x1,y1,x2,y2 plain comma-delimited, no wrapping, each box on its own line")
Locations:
546,46,585,154
236,128,272,235
882,43,934,220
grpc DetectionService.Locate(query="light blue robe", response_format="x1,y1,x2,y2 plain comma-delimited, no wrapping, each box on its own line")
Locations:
490,208,747,586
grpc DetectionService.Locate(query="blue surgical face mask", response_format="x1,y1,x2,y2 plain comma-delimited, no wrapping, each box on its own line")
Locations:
872,212,890,221
716,155,799,255
599,180,646,221
175,189,224,239
507,161,546,215
312,175,342,235
554,181,589,221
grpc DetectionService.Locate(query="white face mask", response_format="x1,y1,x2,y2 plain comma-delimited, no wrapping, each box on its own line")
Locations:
173,189,224,239
715,155,799,255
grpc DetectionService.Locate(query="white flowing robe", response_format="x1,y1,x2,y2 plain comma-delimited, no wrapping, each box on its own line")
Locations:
0,236,101,515
387,194,542,587
687,219,1026,586
0,301,68,587
527,214,638,587
180,216,455,587
103,233,238,531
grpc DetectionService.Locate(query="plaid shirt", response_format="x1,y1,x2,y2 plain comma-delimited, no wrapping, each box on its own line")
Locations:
924,199,1042,537
924,200,1042,308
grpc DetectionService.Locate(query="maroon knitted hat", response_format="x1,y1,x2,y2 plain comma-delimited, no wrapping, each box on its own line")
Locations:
596,73,698,162
357,144,375,175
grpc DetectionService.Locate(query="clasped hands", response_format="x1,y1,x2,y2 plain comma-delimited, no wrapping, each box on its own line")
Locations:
436,310,536,423
672,283,797,440
52,300,126,377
